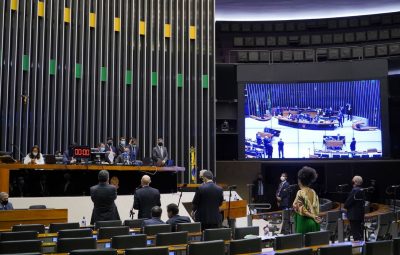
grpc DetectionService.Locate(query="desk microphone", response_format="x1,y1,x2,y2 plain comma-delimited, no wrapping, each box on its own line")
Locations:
338,184,349,187
228,185,237,190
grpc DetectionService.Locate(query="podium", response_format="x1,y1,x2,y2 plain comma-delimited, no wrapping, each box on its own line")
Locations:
0,209,68,229
220,200,247,219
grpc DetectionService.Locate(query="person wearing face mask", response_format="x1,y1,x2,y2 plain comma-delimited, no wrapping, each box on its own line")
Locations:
117,137,127,155
23,145,45,165
63,142,78,164
128,138,139,161
344,175,365,241
276,173,290,209
115,146,131,164
105,138,117,163
152,138,168,166
0,192,13,210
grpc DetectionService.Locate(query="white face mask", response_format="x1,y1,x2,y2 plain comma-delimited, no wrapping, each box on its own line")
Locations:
280,176,286,182
33,152,38,156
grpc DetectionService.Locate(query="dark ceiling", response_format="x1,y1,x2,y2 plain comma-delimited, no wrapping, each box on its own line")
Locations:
216,0,400,21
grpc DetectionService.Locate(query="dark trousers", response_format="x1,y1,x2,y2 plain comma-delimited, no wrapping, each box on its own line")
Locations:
278,148,284,158
349,220,364,241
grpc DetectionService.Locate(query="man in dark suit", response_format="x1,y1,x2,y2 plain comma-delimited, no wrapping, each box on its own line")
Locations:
90,170,120,224
117,137,127,155
62,143,77,164
344,175,365,241
192,170,224,230
129,137,140,161
143,206,165,226
350,138,356,152
166,203,190,230
132,175,161,219
278,139,284,158
152,138,168,166
276,173,290,209
252,173,265,203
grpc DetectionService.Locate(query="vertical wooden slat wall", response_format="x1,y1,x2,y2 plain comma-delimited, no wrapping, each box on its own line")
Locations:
0,0,216,179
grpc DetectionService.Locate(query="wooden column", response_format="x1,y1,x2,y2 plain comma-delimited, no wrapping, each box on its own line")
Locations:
0,167,10,193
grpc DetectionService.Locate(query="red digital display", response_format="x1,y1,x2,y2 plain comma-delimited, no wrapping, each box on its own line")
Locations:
73,146,91,158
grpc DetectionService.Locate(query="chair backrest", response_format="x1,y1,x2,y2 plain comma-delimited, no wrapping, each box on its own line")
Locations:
12,224,45,234
58,228,93,239
203,228,232,241
156,231,188,246
94,220,122,230
393,237,400,255
376,213,395,240
318,245,352,255
0,240,42,254
229,237,262,255
111,234,147,249
124,219,145,229
143,224,171,236
234,226,259,240
97,226,130,240
0,231,38,241
274,233,304,250
304,230,330,246
125,247,169,255
56,237,97,253
28,205,46,209
188,240,225,255
49,222,80,233
176,222,201,233
274,248,313,255
324,211,341,238
365,240,393,255
69,249,118,255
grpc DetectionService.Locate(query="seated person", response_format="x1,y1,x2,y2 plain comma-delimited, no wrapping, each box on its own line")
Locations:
97,142,106,152
143,206,165,226
115,146,131,164
63,143,78,164
0,192,13,210
166,203,190,230
23,145,45,165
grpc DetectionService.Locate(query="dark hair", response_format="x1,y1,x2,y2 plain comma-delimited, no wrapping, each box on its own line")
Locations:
297,166,317,187
151,206,162,218
203,170,214,180
167,203,179,216
98,170,109,183
282,172,288,177
29,145,41,159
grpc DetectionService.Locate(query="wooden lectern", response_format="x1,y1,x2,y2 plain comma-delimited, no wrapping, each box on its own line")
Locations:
220,200,247,219
0,209,68,229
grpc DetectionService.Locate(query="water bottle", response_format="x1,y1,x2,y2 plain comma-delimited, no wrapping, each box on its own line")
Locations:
81,216,86,227
234,194,238,201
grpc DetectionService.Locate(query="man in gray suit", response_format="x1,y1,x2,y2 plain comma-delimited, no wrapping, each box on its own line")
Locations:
152,138,168,166
90,170,120,224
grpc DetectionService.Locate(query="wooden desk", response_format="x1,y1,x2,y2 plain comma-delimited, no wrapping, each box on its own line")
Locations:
220,200,247,219
0,163,185,193
0,209,68,229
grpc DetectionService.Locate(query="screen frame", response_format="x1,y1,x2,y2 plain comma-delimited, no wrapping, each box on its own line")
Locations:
237,60,390,160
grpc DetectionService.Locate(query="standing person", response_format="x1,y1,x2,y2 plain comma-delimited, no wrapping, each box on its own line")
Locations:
267,142,273,158
152,138,168,166
346,104,353,121
350,138,356,153
90,170,120,224
252,173,265,203
132,175,161,219
166,203,191,230
105,138,117,163
344,176,365,241
293,166,321,234
23,145,45,165
276,173,290,210
278,139,284,158
0,192,13,210
117,137,127,155
128,138,140,161
192,170,224,230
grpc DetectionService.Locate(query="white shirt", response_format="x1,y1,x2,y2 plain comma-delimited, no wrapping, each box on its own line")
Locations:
23,153,45,165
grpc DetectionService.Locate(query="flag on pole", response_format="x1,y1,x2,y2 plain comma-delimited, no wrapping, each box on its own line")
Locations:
190,146,197,184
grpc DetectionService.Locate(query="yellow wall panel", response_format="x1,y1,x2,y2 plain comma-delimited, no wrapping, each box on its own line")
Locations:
190,26,196,40
11,0,18,11
89,13,96,28
38,1,45,17
114,17,121,32
165,24,171,38
64,7,71,23
139,21,146,35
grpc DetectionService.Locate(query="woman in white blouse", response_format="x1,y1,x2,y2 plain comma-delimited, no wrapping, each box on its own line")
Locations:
23,145,45,165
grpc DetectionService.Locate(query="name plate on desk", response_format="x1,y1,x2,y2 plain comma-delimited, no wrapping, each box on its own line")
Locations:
0,209,68,229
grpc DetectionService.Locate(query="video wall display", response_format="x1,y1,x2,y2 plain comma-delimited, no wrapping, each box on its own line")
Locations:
244,80,383,159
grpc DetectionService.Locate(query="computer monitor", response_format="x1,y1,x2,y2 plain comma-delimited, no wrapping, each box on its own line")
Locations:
91,152,106,162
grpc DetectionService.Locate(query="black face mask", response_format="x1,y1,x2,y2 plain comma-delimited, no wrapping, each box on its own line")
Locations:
1,200,8,206
107,141,112,145
158,142,163,146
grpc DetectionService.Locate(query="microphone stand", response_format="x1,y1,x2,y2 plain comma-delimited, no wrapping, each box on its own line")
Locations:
178,187,184,207
227,186,233,228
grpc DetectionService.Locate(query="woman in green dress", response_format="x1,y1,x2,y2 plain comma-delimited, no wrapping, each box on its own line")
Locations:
292,166,321,234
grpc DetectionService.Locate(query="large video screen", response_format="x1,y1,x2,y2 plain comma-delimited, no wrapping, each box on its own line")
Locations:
244,80,383,159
